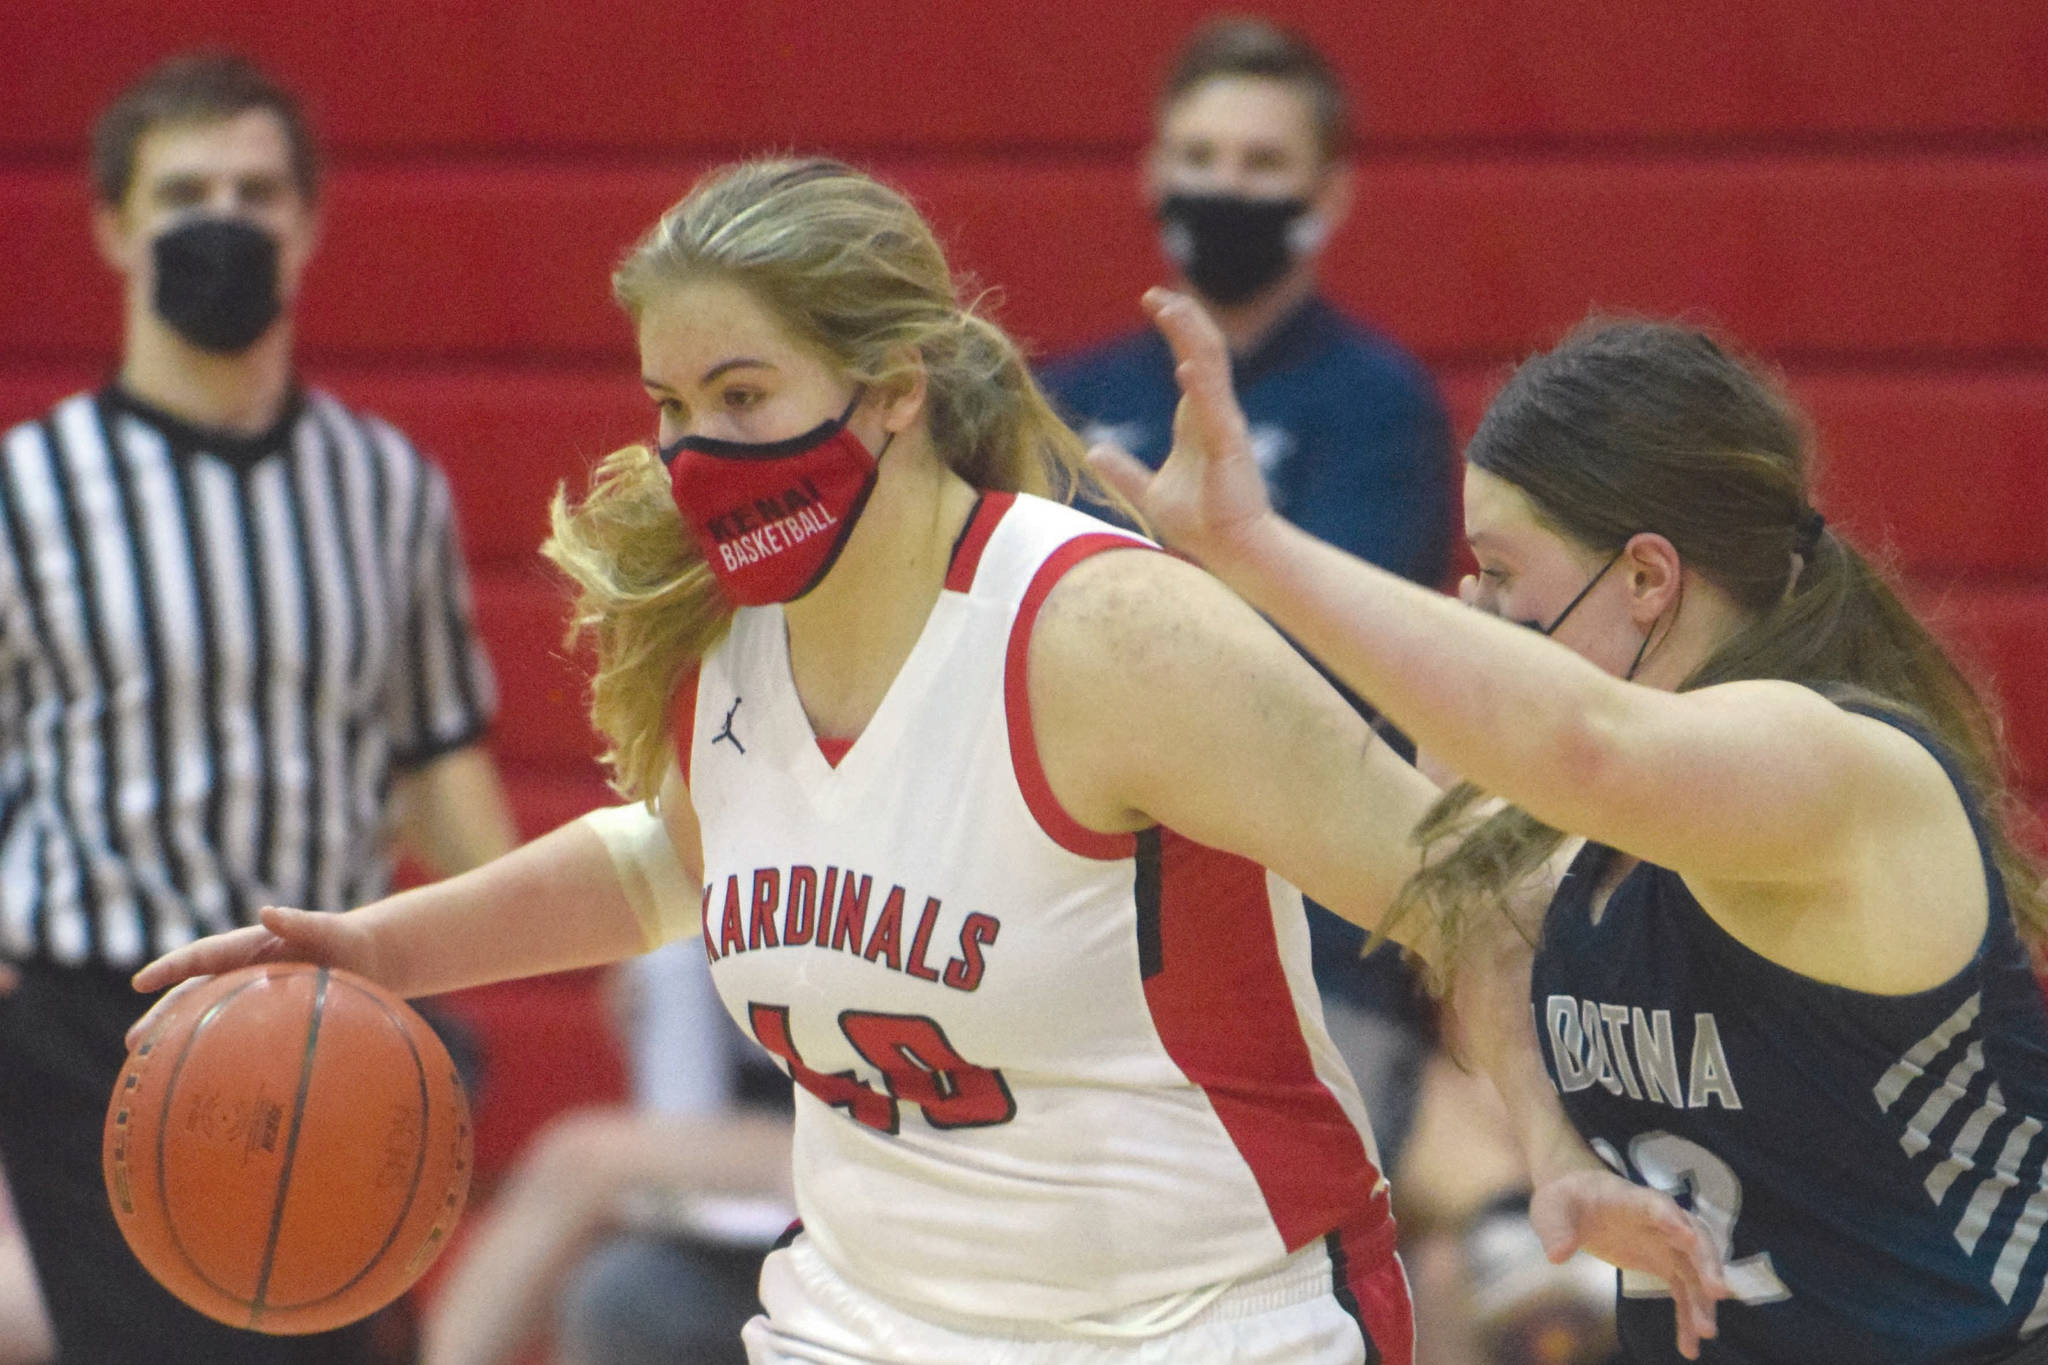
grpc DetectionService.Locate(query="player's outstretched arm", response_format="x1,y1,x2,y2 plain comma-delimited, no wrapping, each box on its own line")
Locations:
1090,288,1944,894
131,777,705,1037
1027,544,1439,944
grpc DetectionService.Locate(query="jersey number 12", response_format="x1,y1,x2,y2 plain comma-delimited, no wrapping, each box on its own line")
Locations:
1593,1131,1792,1307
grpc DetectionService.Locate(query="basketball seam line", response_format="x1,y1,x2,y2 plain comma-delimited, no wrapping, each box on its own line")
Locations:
260,978,438,1312
251,966,329,1322
155,976,272,1310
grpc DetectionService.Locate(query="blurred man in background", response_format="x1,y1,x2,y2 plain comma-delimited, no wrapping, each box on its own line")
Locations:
0,50,515,1364
1043,10,1453,1185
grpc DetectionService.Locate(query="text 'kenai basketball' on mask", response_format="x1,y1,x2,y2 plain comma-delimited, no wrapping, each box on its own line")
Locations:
660,391,893,606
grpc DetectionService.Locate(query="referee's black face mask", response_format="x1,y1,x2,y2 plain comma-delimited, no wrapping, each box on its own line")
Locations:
152,218,283,354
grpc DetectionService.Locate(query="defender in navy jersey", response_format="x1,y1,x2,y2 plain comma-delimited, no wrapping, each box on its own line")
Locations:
1535,717,2048,1361
1099,293,2048,1362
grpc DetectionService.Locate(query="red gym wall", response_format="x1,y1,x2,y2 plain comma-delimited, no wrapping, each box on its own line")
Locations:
2,1,2044,1154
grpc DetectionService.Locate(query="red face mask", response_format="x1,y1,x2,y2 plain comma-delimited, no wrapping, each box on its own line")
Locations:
660,392,887,606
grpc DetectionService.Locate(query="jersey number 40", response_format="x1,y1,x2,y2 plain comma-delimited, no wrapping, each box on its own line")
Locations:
749,1002,1017,1135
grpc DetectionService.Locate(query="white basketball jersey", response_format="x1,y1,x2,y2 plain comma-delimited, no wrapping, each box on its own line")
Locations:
678,492,1389,1330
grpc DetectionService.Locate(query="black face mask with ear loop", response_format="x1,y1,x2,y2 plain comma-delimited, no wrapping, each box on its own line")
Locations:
1517,546,1657,681
152,218,283,354
1518,548,1622,637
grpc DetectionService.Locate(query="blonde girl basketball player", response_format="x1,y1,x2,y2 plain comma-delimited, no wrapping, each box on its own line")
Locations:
1094,290,2048,1364
131,161,1720,1364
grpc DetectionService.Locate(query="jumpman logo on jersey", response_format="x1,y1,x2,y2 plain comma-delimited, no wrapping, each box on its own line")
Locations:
713,697,745,754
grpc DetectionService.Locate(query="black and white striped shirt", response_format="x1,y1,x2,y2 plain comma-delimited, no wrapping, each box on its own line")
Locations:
0,386,496,970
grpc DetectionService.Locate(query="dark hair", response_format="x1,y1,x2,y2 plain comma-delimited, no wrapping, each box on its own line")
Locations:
1392,318,2047,982
1162,16,1350,161
91,51,318,208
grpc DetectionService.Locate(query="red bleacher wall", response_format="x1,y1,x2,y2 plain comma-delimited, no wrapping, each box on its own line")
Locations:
3,3,2044,1148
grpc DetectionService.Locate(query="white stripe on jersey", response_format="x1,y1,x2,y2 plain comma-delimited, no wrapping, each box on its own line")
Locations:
122,415,223,938
312,401,399,908
2,414,124,964
189,450,268,911
51,397,158,967
1885,991,2048,1323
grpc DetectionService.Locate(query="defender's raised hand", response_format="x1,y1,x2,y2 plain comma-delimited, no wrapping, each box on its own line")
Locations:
1085,288,1280,567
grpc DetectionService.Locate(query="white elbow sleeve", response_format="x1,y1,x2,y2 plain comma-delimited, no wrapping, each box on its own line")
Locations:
578,803,699,949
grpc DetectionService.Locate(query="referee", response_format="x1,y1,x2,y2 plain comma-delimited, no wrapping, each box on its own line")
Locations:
0,52,517,1364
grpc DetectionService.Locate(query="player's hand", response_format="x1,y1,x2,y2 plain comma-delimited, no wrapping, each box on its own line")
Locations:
126,905,381,1050
1530,1167,1729,1360
1085,288,1280,568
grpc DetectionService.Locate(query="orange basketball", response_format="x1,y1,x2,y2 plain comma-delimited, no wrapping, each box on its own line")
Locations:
103,962,472,1335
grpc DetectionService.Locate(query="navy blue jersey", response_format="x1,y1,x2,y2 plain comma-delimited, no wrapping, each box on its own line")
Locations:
1531,713,2048,1363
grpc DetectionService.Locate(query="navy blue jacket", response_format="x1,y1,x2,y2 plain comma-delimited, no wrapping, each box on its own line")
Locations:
1041,295,1455,588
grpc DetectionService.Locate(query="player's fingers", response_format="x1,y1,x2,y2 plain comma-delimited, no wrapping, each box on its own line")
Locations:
1665,1268,1718,1359
256,903,342,949
1526,1186,1583,1264
1665,1255,1720,1339
1653,1206,1724,1354
1699,1226,1730,1301
1143,290,1249,449
1674,1307,1702,1361
1172,361,1252,466
1694,1280,1723,1340
1145,288,1227,369
1144,286,1225,352
1665,1202,1729,1302
258,905,387,983
124,974,210,1051
1085,442,1155,508
130,923,278,994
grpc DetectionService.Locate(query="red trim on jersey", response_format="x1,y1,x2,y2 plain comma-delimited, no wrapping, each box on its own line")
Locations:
816,736,854,768
1003,532,1147,861
1329,1213,1412,1364
671,666,702,783
944,490,1016,594
1138,828,1392,1252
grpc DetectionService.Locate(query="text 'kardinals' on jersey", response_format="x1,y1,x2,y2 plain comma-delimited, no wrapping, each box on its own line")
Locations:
701,866,999,992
